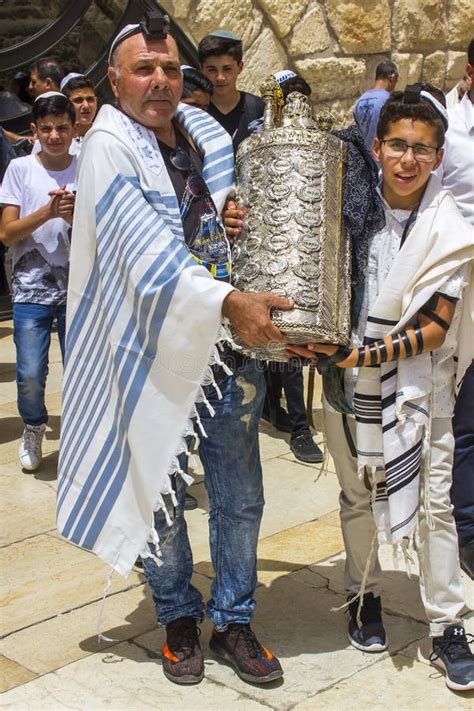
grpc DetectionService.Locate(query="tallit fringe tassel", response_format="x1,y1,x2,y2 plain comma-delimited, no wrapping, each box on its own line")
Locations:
96,554,120,643
140,323,236,575
199,364,222,401
331,472,379,627
392,534,417,578
199,386,216,417
421,413,435,530
192,407,207,438
314,405,329,483
140,526,164,567
218,320,241,353
200,322,236,399
213,344,232,376
402,537,416,579
331,529,378,628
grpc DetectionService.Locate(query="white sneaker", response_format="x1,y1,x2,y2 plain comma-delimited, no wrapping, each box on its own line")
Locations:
19,424,46,471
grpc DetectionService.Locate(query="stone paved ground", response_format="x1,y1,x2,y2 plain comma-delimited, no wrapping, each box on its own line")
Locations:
1,321,473,710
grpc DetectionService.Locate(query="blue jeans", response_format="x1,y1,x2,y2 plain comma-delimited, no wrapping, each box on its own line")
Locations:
13,302,66,426
451,360,474,547
143,357,266,629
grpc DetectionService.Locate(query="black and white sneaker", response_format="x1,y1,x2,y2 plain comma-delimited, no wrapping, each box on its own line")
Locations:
430,625,474,691
347,592,387,653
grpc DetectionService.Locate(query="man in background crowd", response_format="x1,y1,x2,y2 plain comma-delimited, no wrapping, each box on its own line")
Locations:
199,29,264,154
354,60,398,153
29,57,65,97
60,73,98,155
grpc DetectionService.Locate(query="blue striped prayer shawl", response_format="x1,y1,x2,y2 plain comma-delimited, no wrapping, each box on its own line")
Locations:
57,104,235,575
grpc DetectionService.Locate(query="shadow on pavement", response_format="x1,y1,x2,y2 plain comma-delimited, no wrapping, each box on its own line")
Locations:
77,555,430,688
0,414,60,446
0,325,13,338
0,367,15,382
34,449,59,481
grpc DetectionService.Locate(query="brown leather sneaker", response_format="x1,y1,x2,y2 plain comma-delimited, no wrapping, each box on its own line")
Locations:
209,623,283,684
162,616,204,684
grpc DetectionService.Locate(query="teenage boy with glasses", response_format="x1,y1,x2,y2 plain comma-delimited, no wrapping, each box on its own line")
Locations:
289,87,474,693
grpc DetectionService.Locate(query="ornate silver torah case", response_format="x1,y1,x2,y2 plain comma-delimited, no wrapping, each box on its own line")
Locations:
232,78,351,360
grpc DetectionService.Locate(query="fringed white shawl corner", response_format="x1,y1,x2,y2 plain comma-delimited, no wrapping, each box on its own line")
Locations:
57,104,235,576
354,176,474,546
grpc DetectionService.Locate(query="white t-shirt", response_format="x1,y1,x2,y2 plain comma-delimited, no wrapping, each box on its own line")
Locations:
0,154,77,304
440,92,474,225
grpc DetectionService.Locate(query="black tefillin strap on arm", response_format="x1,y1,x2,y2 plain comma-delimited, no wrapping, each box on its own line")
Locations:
325,327,425,369
419,292,452,331
413,326,424,354
320,288,457,369
420,310,451,331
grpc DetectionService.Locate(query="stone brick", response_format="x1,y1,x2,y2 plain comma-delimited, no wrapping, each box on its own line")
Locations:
448,0,473,48
189,0,264,49
326,0,391,55
313,99,356,131
167,0,194,20
286,1,331,56
391,53,424,90
157,0,175,15
422,50,447,88
363,54,392,90
238,28,288,95
294,57,366,102
446,50,468,88
393,0,448,51
257,0,309,39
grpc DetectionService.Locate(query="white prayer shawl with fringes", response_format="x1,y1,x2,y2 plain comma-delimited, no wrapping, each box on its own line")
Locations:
57,104,235,576
354,175,474,545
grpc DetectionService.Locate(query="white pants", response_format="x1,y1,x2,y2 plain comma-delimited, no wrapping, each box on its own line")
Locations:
324,406,465,636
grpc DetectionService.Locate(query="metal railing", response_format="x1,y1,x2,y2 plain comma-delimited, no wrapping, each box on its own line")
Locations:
0,0,199,123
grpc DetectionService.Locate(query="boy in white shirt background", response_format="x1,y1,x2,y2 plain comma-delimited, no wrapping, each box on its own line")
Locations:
0,93,76,472
60,73,98,156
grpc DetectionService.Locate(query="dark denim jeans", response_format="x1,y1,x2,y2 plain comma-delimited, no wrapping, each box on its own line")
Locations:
266,360,309,437
143,357,266,629
13,302,66,426
451,360,474,547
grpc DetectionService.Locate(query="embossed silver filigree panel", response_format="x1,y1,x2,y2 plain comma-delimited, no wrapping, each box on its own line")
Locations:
231,94,351,361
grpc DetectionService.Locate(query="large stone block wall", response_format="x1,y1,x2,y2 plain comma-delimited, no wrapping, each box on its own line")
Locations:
162,0,472,127
0,1,470,128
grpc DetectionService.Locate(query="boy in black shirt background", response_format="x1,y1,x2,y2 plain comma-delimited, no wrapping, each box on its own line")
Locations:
198,29,264,154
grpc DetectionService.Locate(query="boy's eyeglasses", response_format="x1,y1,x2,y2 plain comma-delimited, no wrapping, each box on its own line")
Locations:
381,139,440,162
170,147,207,197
